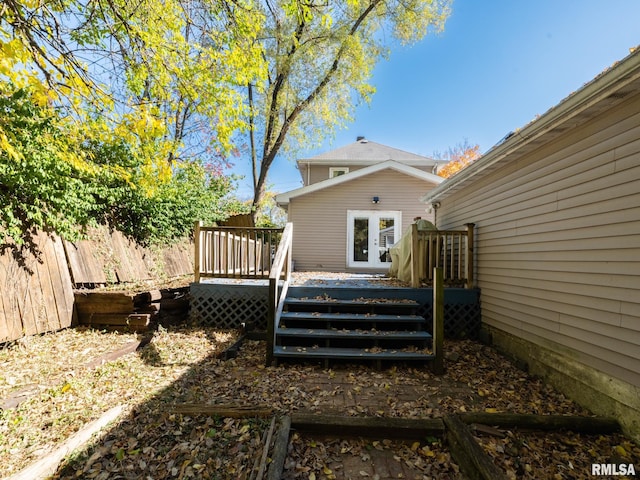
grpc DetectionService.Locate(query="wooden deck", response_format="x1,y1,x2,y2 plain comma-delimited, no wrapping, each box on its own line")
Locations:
191,222,478,369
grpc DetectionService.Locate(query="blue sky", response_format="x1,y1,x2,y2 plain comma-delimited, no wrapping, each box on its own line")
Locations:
230,0,640,198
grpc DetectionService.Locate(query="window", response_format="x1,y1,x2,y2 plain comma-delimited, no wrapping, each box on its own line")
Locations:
329,167,349,178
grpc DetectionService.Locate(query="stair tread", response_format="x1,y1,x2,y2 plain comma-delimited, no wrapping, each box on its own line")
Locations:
281,312,424,322
273,345,434,360
277,327,431,340
285,298,418,308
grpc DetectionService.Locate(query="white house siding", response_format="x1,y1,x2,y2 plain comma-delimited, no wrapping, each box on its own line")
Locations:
289,169,438,271
436,93,640,429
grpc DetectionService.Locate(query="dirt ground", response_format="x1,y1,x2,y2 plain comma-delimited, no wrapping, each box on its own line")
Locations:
2,323,640,479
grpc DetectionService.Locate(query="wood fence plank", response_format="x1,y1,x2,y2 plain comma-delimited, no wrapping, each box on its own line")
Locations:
49,235,75,329
38,234,62,332
0,251,12,342
1,254,26,341
81,230,107,283
163,246,179,277
14,252,37,337
64,236,107,285
112,230,151,282
31,233,54,333
134,243,152,280
62,240,85,285
110,230,132,282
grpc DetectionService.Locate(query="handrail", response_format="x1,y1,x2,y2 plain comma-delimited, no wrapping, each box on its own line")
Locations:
409,223,475,288
194,222,284,281
266,222,293,366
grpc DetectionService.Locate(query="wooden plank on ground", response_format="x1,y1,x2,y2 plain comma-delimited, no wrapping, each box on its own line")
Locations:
266,416,291,480
81,313,150,327
7,405,124,480
457,413,621,434
169,403,274,418
134,290,162,305
252,416,276,480
83,338,150,369
74,292,135,315
444,415,509,480
291,413,445,439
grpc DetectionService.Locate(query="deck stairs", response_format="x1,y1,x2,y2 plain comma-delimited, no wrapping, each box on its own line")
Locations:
273,287,435,366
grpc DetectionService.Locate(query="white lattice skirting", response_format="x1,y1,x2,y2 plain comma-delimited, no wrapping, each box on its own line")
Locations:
189,282,269,330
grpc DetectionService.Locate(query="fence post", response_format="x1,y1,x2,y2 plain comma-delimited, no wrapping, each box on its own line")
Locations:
410,223,420,288
432,267,444,375
465,223,475,289
194,221,202,283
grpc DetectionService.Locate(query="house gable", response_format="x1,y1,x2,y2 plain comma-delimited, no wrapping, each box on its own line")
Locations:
287,168,440,272
277,160,443,207
297,138,445,185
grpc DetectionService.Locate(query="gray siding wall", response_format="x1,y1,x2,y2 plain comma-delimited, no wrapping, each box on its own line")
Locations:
305,164,437,185
306,164,366,185
289,169,438,271
436,92,640,388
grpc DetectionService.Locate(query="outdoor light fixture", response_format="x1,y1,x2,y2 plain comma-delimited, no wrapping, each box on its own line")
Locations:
372,196,380,204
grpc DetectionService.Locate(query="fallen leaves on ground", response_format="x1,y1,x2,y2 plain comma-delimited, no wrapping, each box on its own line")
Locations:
283,434,461,480
1,325,639,479
476,430,640,480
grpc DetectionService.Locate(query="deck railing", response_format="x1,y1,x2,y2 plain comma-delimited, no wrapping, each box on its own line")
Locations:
266,222,293,366
409,223,475,288
194,223,284,281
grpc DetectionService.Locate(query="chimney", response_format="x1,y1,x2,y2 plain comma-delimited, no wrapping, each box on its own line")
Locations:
356,136,366,142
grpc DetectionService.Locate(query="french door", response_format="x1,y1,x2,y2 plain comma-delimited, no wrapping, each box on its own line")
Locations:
347,210,401,269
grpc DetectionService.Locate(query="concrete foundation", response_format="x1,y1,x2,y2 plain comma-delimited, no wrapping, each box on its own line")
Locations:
484,326,640,443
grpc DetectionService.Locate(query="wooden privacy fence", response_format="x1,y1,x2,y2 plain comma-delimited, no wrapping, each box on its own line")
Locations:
409,223,475,288
194,223,284,281
0,233,75,343
1,226,193,344
64,226,193,286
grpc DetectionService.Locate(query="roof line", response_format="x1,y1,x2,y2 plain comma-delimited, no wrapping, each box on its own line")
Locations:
277,160,443,205
422,47,640,204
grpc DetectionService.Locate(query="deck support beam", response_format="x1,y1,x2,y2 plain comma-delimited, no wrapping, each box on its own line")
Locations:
433,267,444,374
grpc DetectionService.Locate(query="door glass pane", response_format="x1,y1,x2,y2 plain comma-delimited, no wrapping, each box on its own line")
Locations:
378,217,395,263
353,217,369,262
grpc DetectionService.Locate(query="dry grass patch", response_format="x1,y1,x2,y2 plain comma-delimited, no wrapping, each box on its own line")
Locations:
0,326,237,478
